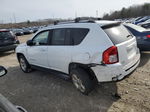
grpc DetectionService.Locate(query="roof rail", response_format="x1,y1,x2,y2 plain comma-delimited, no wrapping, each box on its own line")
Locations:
53,17,101,25
75,17,101,22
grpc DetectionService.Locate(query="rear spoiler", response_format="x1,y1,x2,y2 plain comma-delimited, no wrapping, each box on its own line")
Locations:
101,22,121,29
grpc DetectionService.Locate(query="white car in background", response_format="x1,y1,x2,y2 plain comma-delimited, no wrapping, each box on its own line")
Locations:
138,19,150,29
16,19,140,95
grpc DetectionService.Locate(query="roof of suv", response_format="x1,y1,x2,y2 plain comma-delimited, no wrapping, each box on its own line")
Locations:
41,20,120,31
54,20,119,26
94,20,120,27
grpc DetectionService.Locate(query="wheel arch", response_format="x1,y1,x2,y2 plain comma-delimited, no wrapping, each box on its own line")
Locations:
16,53,27,62
69,62,98,83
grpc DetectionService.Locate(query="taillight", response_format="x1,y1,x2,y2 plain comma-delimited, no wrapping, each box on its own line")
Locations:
102,46,119,64
146,35,150,38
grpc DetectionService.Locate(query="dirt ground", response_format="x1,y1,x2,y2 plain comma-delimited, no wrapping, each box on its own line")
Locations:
0,34,150,112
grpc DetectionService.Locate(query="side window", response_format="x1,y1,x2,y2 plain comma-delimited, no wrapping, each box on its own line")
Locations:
49,28,89,46
33,31,49,45
51,29,65,45
70,28,89,45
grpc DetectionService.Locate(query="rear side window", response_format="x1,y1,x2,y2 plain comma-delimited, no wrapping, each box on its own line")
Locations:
0,31,13,39
66,28,89,45
51,29,65,45
71,28,89,45
103,24,133,45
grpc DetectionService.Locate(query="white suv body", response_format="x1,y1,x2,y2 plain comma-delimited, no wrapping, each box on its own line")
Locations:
16,20,140,94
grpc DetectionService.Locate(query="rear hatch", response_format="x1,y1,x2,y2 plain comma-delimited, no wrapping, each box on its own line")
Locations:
102,23,139,69
0,31,16,46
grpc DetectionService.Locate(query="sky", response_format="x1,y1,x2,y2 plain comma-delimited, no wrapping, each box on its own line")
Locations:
0,0,150,23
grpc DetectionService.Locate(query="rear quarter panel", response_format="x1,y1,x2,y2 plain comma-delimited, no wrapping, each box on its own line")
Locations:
71,24,113,65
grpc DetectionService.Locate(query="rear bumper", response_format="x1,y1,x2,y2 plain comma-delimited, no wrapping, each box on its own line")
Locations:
0,44,18,52
91,53,140,82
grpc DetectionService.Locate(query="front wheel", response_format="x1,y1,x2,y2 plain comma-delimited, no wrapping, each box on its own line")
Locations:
19,55,32,73
70,68,94,95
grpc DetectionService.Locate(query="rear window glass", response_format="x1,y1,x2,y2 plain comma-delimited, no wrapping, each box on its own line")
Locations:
0,31,13,39
103,24,133,45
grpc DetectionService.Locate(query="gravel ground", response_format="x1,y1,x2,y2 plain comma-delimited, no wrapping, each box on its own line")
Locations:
0,34,150,112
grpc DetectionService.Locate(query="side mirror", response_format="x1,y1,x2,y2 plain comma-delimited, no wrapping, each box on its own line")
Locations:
0,66,7,77
26,40,33,46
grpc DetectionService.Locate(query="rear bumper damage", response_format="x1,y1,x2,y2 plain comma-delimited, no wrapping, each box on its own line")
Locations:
91,53,140,82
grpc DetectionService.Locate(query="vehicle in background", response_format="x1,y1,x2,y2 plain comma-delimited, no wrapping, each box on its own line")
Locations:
22,28,32,35
28,27,34,33
134,16,150,25
124,23,150,51
31,27,39,33
16,19,140,95
12,29,24,36
0,29,20,52
138,19,150,29
125,18,136,23
132,17,143,24
0,66,28,112
114,16,150,25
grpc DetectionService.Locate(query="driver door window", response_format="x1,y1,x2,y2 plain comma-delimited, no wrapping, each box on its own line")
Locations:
33,31,49,45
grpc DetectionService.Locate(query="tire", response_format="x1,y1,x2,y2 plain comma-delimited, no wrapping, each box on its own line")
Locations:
18,55,32,73
70,68,94,95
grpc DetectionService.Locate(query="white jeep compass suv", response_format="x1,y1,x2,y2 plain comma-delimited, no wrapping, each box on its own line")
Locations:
16,19,140,95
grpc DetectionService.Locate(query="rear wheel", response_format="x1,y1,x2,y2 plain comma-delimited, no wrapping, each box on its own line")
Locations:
19,55,32,73
70,68,94,95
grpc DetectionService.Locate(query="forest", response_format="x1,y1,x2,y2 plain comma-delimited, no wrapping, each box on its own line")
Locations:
103,3,150,20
